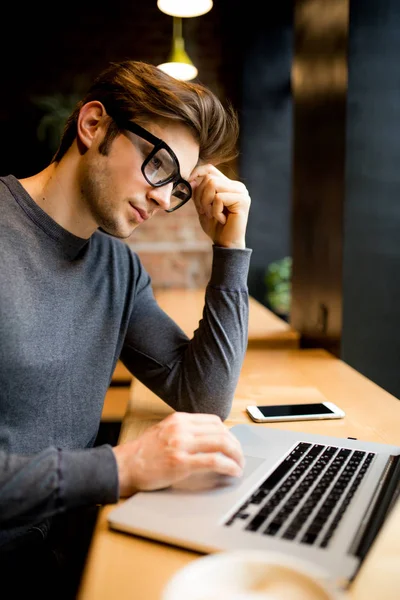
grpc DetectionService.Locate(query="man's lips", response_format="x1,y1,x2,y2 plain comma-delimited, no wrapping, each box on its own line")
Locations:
129,203,149,222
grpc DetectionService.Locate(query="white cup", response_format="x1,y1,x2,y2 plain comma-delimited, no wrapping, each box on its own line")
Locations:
161,550,348,600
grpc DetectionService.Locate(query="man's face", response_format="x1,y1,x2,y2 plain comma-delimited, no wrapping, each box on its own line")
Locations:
78,119,200,239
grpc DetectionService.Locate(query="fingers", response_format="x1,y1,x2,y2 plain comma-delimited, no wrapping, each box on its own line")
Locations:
190,166,250,224
190,163,229,181
161,412,245,472
189,164,251,248
184,451,244,478
114,412,246,495
167,429,244,470
193,175,217,218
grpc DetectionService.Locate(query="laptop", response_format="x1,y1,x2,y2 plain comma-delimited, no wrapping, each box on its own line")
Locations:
107,424,400,588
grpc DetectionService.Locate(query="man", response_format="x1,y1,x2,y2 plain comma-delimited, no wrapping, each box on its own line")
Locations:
0,60,251,593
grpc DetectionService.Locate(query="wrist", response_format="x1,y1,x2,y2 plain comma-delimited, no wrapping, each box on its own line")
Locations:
213,238,246,249
112,445,136,497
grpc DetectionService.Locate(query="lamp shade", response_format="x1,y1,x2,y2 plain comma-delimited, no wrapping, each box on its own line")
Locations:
157,17,198,81
157,61,198,81
158,36,198,81
157,0,213,18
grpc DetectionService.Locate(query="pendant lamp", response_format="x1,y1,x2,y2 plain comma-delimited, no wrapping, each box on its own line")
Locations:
157,0,213,18
157,17,198,81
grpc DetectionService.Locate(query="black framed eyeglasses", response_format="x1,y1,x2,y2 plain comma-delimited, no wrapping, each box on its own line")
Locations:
114,118,192,212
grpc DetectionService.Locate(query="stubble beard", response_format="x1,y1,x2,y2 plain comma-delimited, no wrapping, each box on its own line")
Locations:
79,163,137,240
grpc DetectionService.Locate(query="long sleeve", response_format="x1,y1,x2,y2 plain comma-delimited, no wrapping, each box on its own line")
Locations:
120,246,252,420
0,445,119,542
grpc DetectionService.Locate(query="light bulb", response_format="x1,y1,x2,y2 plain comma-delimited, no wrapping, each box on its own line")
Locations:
157,0,213,18
157,62,198,81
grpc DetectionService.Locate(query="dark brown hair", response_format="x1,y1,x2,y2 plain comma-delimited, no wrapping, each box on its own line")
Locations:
52,60,239,165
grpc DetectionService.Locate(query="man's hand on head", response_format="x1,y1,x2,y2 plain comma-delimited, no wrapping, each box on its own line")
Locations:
189,165,251,249
112,412,245,498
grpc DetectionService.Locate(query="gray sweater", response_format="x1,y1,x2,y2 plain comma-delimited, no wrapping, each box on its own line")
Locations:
0,175,251,544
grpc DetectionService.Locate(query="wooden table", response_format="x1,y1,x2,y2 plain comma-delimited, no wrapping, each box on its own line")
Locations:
79,348,400,600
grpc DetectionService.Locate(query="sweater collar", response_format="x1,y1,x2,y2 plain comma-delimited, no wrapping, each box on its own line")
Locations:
2,174,91,260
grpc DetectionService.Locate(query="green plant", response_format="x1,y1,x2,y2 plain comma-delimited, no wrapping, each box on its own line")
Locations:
265,256,292,318
32,92,82,154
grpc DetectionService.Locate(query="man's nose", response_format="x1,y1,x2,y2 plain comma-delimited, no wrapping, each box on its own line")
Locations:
149,183,173,210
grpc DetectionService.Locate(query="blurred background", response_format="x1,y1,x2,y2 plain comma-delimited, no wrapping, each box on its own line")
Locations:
1,0,400,400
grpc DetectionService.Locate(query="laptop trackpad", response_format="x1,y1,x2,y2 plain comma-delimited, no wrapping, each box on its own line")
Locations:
171,455,265,492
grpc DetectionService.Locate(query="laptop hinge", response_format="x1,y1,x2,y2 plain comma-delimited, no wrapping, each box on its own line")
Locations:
350,454,400,564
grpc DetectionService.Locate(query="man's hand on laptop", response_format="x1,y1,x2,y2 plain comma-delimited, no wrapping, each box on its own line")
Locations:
112,412,245,497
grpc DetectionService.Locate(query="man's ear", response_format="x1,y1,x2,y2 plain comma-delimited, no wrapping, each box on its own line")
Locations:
77,101,108,150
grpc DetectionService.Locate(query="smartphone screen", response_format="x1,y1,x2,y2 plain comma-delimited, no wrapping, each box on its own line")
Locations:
257,403,335,417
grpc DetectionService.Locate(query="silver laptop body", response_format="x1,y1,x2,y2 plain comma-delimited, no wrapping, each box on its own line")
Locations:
108,424,400,588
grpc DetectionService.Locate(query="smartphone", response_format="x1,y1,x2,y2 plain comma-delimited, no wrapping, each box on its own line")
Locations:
246,402,345,423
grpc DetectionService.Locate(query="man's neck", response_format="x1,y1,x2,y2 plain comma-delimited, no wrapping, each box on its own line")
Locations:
19,159,96,239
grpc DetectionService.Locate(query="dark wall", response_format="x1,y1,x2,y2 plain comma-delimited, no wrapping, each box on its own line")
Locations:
342,0,400,397
288,0,400,398
239,5,294,306
289,0,348,356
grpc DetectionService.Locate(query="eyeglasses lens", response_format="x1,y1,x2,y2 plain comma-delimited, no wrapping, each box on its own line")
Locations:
171,182,191,207
144,148,191,209
145,148,176,185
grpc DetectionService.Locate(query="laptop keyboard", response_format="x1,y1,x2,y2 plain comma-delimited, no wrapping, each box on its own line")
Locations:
225,442,375,548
